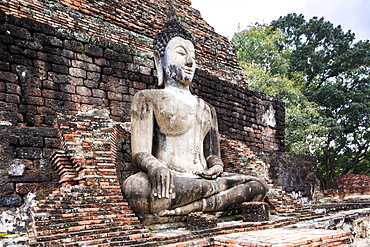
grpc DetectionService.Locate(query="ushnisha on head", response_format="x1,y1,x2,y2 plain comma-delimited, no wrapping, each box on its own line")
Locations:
153,3,196,87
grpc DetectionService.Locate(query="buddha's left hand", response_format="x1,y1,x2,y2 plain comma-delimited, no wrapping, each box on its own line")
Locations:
195,164,223,179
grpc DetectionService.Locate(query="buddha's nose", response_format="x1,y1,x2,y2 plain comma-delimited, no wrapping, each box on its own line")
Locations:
185,54,193,67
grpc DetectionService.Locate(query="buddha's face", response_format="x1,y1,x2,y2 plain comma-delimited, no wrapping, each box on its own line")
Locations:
161,37,196,87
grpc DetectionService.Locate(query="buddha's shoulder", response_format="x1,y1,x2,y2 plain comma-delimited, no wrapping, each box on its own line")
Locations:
133,89,169,99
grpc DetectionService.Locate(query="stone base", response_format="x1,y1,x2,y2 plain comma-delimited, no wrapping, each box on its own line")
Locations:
137,213,188,225
186,212,217,230
242,201,270,222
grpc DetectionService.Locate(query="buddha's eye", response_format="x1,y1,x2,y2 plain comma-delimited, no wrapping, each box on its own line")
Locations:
176,47,186,56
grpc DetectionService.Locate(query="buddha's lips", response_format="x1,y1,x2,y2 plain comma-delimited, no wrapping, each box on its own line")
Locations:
183,68,194,75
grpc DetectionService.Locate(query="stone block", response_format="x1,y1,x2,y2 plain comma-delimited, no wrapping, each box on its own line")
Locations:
19,136,44,147
76,53,93,63
186,212,217,230
63,39,83,52
102,67,114,75
16,147,42,159
104,48,120,60
0,183,15,195
69,67,86,78
242,202,270,222
9,170,51,182
46,54,70,66
8,160,26,176
92,89,106,98
60,84,76,94
76,86,92,96
23,96,44,105
7,24,31,40
52,64,69,74
16,182,44,194
84,80,99,89
0,193,23,207
87,72,100,81
85,45,103,57
23,86,42,96
6,94,20,103
0,71,18,83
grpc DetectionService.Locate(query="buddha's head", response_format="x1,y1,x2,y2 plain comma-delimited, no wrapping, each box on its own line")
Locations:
153,4,196,87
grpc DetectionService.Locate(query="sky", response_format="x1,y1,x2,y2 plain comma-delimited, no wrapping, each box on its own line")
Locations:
190,0,370,41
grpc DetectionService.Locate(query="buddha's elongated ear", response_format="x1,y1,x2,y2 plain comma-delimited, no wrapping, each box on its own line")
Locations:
154,51,164,87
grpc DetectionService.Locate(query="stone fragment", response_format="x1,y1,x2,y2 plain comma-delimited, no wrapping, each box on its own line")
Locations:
353,217,370,239
7,160,26,176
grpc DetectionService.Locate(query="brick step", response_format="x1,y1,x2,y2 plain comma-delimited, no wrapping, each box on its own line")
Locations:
31,228,154,246
37,198,127,206
33,226,150,241
33,205,134,215
31,238,157,247
34,201,130,210
161,238,211,247
33,218,143,232
44,191,124,199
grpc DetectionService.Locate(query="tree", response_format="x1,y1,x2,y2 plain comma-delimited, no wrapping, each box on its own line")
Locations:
233,17,370,189
271,14,362,90
311,66,370,187
270,14,370,188
232,24,327,155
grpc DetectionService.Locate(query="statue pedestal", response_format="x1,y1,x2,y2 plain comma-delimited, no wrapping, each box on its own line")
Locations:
242,202,270,222
186,212,217,230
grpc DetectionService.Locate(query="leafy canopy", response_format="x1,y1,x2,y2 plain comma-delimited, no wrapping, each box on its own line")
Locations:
232,15,370,188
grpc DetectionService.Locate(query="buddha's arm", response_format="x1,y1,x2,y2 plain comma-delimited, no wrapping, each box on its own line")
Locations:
196,104,224,179
131,91,173,198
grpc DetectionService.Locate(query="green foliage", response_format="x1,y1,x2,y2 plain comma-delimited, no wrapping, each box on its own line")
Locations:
233,16,370,188
233,25,327,156
232,24,290,75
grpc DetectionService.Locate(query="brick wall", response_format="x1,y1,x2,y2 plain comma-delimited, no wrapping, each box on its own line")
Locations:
258,152,318,197
324,174,370,199
0,1,285,150
0,0,288,212
0,125,59,207
0,0,245,85
196,71,285,151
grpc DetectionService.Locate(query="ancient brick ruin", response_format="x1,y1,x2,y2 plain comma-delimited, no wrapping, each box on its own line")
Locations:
0,0,369,246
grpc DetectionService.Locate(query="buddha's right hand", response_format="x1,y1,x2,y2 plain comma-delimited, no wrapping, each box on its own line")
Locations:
148,165,173,199
133,152,173,199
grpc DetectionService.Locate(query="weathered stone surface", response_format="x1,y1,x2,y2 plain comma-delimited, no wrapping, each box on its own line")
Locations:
0,193,35,231
15,147,42,159
7,160,25,176
0,182,14,195
353,217,370,239
186,212,217,230
242,202,270,222
9,170,51,182
124,34,268,215
0,193,22,207
0,1,285,150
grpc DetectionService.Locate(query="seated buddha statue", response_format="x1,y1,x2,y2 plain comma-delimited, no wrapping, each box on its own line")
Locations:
122,5,268,216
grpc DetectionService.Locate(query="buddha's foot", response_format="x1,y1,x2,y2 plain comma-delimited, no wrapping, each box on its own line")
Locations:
158,208,182,216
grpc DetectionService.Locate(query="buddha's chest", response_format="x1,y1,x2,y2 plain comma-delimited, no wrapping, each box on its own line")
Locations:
152,96,211,136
